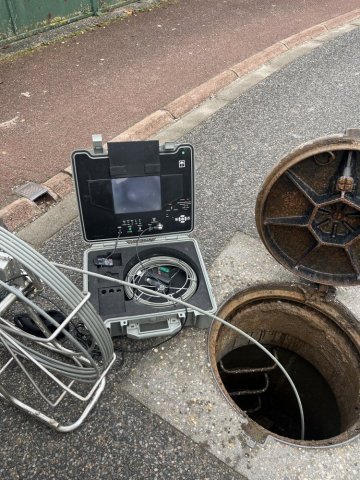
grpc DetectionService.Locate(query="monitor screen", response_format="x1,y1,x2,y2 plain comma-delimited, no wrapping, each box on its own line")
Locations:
112,176,162,214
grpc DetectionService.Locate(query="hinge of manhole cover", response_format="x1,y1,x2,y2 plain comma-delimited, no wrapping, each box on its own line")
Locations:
344,128,360,140
301,284,336,303
14,182,54,202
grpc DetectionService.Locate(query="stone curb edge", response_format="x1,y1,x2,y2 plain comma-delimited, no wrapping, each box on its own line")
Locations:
1,8,360,232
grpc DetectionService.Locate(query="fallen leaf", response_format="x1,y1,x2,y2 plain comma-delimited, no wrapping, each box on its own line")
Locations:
0,115,19,129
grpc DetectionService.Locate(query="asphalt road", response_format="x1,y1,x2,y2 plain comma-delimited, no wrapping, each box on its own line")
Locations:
0,0,359,208
187,25,360,266
1,25,359,480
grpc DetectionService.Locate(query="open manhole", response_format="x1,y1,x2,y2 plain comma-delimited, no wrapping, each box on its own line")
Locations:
208,285,360,446
209,132,360,446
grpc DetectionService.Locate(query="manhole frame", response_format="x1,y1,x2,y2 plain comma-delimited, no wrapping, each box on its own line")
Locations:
208,282,360,448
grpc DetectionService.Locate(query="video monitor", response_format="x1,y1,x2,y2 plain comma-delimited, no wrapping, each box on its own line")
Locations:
112,176,162,214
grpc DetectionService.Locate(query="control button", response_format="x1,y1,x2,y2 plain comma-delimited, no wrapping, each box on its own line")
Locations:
175,215,191,224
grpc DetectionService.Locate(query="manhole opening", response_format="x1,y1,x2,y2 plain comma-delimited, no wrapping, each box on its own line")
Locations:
219,345,341,440
210,290,360,446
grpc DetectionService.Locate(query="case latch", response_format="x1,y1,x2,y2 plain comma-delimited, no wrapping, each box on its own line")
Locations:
160,142,178,152
92,134,104,154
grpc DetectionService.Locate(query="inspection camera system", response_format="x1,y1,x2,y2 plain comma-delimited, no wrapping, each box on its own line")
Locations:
1,131,359,437
72,137,217,339
8,130,356,434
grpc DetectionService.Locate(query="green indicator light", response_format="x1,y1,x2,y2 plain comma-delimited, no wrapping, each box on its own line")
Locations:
181,150,185,155
159,266,171,273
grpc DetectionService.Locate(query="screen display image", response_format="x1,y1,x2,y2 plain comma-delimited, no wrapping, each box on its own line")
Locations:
112,176,162,214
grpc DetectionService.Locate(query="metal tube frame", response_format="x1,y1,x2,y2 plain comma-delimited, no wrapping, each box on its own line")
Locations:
0,228,115,432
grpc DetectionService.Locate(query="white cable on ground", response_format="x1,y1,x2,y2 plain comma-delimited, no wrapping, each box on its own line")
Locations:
54,262,306,440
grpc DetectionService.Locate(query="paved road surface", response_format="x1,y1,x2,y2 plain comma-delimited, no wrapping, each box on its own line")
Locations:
0,0,359,208
1,23,359,480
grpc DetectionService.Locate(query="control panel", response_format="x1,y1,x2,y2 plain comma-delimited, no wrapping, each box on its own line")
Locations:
72,142,194,242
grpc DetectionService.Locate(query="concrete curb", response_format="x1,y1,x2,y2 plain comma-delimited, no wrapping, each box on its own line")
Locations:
164,70,238,119
230,43,288,77
111,110,175,141
281,24,327,49
44,171,73,200
2,7,360,234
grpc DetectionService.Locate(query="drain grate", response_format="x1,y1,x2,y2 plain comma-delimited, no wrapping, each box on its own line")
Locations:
14,182,51,202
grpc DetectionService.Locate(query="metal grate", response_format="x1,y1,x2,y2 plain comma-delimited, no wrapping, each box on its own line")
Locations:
14,182,50,202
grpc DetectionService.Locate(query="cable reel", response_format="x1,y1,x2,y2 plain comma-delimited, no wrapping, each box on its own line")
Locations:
0,227,116,432
124,255,198,306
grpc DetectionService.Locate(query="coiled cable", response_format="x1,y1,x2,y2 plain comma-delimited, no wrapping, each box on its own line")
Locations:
125,256,197,306
0,228,114,384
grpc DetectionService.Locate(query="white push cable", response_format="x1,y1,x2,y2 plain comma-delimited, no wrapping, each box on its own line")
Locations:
125,255,198,306
0,228,114,366
54,262,306,440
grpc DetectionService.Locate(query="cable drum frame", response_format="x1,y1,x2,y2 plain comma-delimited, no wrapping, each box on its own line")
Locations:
0,227,116,432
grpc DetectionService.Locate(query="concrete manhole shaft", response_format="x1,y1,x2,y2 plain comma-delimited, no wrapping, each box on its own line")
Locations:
208,285,360,446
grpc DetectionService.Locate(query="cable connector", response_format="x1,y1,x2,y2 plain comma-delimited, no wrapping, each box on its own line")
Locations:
151,222,163,231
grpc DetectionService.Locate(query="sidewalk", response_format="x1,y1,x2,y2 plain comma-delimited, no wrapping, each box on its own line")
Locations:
0,0,360,216
0,17,359,480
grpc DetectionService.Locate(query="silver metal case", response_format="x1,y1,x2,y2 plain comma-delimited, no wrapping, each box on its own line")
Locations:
72,140,217,339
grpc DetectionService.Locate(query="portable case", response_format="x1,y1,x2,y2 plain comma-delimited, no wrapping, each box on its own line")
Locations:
72,137,217,339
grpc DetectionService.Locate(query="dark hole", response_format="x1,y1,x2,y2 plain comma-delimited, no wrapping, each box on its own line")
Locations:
218,345,341,441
